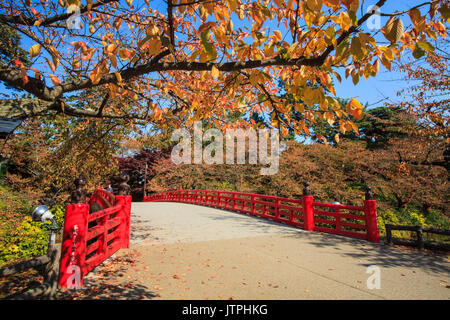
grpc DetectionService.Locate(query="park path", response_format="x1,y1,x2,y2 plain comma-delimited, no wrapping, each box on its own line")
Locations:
80,202,449,300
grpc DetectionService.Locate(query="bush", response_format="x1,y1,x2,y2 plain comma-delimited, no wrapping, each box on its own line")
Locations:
0,184,65,267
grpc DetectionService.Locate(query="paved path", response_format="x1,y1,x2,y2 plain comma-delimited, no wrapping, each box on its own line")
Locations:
85,202,449,300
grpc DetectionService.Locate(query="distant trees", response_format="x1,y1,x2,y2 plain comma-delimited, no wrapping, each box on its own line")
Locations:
116,146,172,201
312,105,415,148
144,137,448,219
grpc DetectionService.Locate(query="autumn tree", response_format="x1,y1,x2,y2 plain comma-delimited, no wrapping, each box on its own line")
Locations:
392,37,449,171
116,146,172,200
0,0,447,139
2,113,131,199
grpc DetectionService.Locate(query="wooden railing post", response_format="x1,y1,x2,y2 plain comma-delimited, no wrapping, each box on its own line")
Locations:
363,186,380,243
58,203,89,289
385,224,393,245
302,181,314,231
416,226,424,250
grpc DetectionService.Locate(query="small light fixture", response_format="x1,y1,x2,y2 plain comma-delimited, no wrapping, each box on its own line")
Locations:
32,205,59,231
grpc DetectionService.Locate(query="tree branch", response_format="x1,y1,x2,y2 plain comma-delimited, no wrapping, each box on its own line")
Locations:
0,0,118,27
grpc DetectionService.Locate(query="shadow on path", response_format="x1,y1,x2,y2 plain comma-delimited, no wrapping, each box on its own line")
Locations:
284,231,450,275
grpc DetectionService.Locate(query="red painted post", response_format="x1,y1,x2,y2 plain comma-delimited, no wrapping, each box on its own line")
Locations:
58,203,89,289
116,195,132,249
364,203,380,243
335,208,341,232
302,182,314,231
232,193,236,210
275,199,280,220
289,209,294,223
251,195,255,215
364,186,380,243
302,196,314,231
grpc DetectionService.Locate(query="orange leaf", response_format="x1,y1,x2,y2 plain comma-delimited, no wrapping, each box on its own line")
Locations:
49,74,60,85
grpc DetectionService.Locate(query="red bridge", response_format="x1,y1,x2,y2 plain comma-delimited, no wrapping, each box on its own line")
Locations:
28,180,447,300
58,183,379,289
144,187,380,243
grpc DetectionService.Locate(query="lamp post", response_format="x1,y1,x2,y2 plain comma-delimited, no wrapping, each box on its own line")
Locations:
31,205,61,298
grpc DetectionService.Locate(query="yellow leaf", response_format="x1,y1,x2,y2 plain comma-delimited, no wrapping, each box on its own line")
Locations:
114,72,123,85
334,134,340,143
273,30,282,41
147,38,162,56
211,65,219,79
324,112,335,125
346,98,363,119
226,0,237,12
119,48,130,60
29,44,41,58
306,0,322,12
341,0,359,12
249,72,261,86
323,0,340,9
294,103,305,113
110,54,117,68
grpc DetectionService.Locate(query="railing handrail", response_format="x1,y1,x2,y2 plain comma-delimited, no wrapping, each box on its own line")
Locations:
385,223,450,251
58,188,132,289
150,189,304,203
144,188,380,243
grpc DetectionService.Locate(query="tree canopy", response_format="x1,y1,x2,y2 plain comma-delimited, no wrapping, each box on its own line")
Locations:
0,0,448,138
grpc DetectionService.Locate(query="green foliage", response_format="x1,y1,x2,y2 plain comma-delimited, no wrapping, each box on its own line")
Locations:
0,22,30,67
0,183,65,267
377,206,450,242
312,105,414,148
0,162,6,181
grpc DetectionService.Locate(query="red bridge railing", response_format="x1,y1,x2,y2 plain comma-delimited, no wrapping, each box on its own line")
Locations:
144,186,380,243
58,187,131,289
